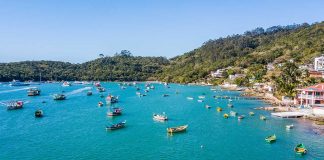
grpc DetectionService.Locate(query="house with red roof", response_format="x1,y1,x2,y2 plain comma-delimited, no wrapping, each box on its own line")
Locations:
295,83,324,106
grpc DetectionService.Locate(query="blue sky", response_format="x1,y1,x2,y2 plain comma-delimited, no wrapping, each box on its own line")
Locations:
0,0,323,63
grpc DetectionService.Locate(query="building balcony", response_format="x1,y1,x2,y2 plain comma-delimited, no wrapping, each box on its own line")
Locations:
298,94,324,100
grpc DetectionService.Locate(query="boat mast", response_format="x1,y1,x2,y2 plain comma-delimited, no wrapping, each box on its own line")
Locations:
39,72,42,83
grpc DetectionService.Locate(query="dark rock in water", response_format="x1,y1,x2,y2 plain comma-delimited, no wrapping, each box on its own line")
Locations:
42,101,46,103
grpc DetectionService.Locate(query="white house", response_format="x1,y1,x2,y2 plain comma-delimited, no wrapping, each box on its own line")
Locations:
211,69,225,78
229,74,245,80
314,55,324,72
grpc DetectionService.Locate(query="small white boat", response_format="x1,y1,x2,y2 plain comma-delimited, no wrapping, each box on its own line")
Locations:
205,105,211,109
286,124,294,129
187,97,194,100
73,81,83,84
197,100,204,103
153,113,168,121
230,111,238,117
198,96,205,99
62,81,71,87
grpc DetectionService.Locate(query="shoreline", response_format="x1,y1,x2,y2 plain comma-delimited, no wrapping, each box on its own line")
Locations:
220,86,324,124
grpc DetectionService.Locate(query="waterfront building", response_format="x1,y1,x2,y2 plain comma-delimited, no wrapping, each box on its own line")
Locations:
295,83,324,106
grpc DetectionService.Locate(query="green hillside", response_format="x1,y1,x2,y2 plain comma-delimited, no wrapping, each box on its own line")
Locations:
157,22,324,83
0,51,169,81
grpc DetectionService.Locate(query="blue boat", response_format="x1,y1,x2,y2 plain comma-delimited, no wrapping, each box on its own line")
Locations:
9,80,30,86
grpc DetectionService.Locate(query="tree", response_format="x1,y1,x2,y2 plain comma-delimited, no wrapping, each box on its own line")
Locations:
234,77,249,87
273,62,301,98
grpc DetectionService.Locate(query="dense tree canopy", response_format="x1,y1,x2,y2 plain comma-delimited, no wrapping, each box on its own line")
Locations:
0,51,169,81
1,22,323,85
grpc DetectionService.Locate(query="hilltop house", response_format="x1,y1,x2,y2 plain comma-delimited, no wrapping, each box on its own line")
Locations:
314,55,324,72
211,69,225,78
229,74,245,80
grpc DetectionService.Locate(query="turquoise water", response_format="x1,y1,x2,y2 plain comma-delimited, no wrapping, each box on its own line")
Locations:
0,82,323,160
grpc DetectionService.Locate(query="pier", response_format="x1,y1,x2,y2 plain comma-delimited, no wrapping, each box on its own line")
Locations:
213,96,264,100
271,112,307,118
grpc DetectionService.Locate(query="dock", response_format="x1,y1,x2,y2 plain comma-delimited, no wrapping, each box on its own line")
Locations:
271,112,307,118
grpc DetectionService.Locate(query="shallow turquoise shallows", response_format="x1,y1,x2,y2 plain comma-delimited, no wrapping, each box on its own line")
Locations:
0,83,323,160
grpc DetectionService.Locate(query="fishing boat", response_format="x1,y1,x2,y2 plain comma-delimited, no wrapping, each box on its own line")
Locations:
294,144,307,155
35,110,43,118
7,101,23,110
265,134,276,143
9,80,30,86
94,82,101,87
97,87,106,92
166,125,188,133
198,96,205,99
187,97,194,100
227,103,233,108
27,88,41,96
53,94,66,100
223,114,229,119
286,124,294,129
217,107,222,112
249,112,255,116
73,81,83,84
98,101,104,107
162,94,169,97
153,113,168,121
107,107,122,116
238,115,245,119
230,111,238,117
106,121,126,130
260,115,266,120
106,95,118,104
210,87,217,91
87,91,92,96
62,81,71,87
205,105,211,109
82,81,91,85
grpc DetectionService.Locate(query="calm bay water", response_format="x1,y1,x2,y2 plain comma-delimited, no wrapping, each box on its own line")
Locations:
0,82,323,160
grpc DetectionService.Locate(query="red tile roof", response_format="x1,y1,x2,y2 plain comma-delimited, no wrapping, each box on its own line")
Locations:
302,83,324,91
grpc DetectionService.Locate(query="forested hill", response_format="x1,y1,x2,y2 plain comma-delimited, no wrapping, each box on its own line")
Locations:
1,22,323,82
157,22,324,83
0,51,169,81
